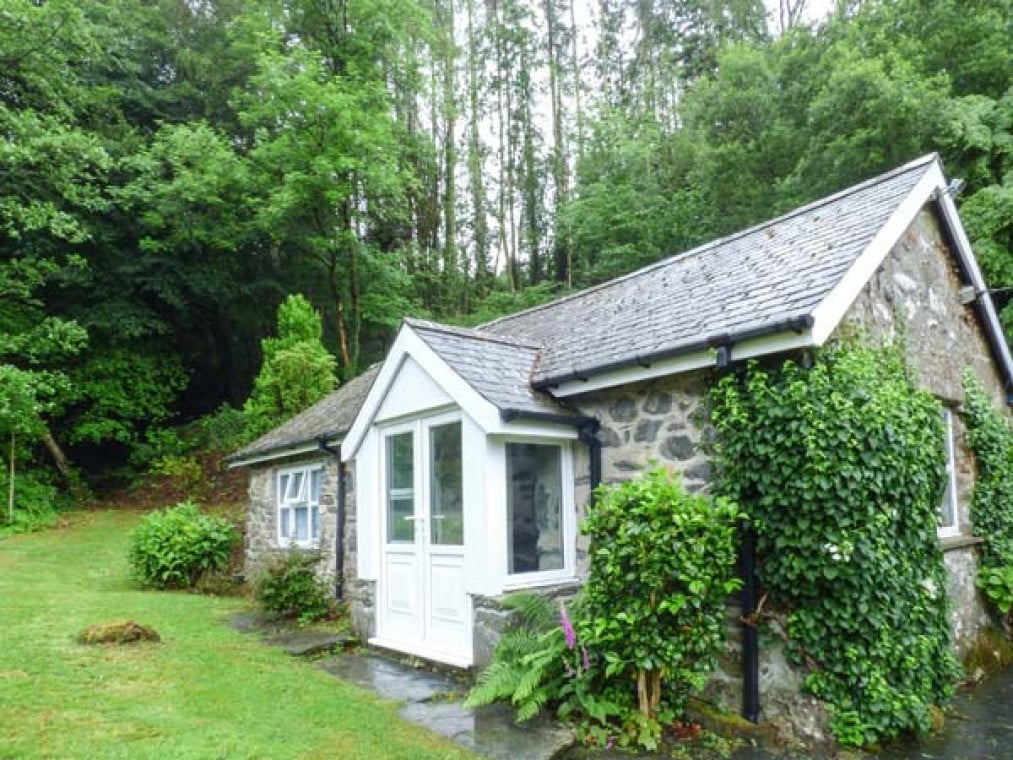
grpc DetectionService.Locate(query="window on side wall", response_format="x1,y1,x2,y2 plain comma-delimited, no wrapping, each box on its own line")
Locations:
506,442,569,580
277,465,323,547
939,407,959,538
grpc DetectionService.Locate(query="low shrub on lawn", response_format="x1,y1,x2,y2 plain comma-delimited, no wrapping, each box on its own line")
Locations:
128,499,238,589
256,550,335,623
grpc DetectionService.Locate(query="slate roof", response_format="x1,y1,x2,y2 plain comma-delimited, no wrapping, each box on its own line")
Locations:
479,154,937,386
232,154,985,464
227,364,380,464
405,319,579,419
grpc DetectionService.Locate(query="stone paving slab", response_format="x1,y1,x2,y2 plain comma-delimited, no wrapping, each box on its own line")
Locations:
265,630,351,657
317,654,455,704
320,652,575,760
400,700,575,760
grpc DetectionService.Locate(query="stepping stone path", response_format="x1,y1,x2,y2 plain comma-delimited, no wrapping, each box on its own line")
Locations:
228,611,575,759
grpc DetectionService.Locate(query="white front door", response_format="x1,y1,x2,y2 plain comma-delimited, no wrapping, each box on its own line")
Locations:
376,417,472,666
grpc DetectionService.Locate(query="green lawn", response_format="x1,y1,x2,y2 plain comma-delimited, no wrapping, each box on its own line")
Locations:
0,511,475,760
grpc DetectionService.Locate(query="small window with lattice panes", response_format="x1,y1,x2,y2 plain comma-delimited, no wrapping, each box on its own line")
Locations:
277,465,323,547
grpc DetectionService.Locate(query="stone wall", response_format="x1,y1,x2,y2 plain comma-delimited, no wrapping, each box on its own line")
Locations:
244,452,341,589
571,370,715,575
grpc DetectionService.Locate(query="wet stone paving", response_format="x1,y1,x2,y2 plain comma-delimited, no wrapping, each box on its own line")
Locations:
230,613,1012,760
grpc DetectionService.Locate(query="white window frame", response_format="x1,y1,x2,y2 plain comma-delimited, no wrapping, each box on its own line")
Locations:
503,439,577,590
276,464,324,548
379,410,463,547
939,407,960,538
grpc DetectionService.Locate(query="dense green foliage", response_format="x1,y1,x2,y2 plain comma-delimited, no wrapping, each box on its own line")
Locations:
977,565,1013,628
465,593,574,721
468,470,741,750
962,372,1013,568
5,0,1013,504
710,343,960,747
961,372,1013,627
243,295,337,440
128,500,238,589
255,550,334,623
581,470,743,724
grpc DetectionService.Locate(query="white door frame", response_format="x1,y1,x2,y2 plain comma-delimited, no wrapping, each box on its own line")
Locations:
372,412,473,666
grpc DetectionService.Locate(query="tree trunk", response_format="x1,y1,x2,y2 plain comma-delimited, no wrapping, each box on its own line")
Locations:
465,0,489,294
442,0,458,309
42,428,70,478
7,432,14,523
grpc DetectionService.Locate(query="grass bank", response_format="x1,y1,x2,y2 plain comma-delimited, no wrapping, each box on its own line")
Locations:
0,510,474,760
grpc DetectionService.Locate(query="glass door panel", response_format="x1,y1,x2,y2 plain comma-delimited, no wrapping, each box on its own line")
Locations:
386,432,415,543
429,422,463,545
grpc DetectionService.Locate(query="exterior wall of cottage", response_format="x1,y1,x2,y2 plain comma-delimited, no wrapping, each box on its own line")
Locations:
245,452,359,599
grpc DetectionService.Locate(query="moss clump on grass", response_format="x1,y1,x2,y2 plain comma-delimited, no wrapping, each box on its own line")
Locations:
77,620,161,645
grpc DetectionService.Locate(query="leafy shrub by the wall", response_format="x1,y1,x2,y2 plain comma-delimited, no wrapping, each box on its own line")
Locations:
128,500,238,589
256,550,334,623
710,342,959,747
467,470,742,750
962,372,1013,568
581,469,742,725
465,593,573,720
977,566,1013,628
962,372,1013,629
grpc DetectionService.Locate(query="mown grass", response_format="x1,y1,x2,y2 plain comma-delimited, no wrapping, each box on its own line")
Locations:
0,510,475,760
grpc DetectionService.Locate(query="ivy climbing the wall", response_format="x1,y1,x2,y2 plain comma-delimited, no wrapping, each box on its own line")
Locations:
962,371,1013,628
710,342,960,748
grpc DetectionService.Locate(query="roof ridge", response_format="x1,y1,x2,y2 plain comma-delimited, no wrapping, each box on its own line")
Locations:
479,153,939,331
405,317,542,350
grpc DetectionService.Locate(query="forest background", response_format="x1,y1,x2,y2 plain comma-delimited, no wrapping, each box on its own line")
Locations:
3,0,1013,506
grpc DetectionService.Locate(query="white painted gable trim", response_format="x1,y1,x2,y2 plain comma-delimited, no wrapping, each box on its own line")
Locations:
341,323,501,461
935,189,1013,388
809,159,947,345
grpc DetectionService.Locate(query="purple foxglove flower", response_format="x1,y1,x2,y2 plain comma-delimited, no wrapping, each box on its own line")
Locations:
581,645,590,672
559,602,576,650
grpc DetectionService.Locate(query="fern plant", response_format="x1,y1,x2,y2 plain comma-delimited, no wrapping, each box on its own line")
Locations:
465,592,569,720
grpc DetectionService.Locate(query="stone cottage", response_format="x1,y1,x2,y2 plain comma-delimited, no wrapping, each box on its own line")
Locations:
227,154,1013,725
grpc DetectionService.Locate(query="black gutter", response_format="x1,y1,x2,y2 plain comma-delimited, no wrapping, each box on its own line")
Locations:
318,437,345,602
532,314,816,391
500,408,597,427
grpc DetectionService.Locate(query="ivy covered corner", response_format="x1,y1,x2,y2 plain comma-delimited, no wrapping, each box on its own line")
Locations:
226,155,1013,749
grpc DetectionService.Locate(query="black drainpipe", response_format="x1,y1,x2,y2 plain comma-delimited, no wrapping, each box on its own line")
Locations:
577,419,602,503
318,438,345,602
740,520,760,723
716,348,760,724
